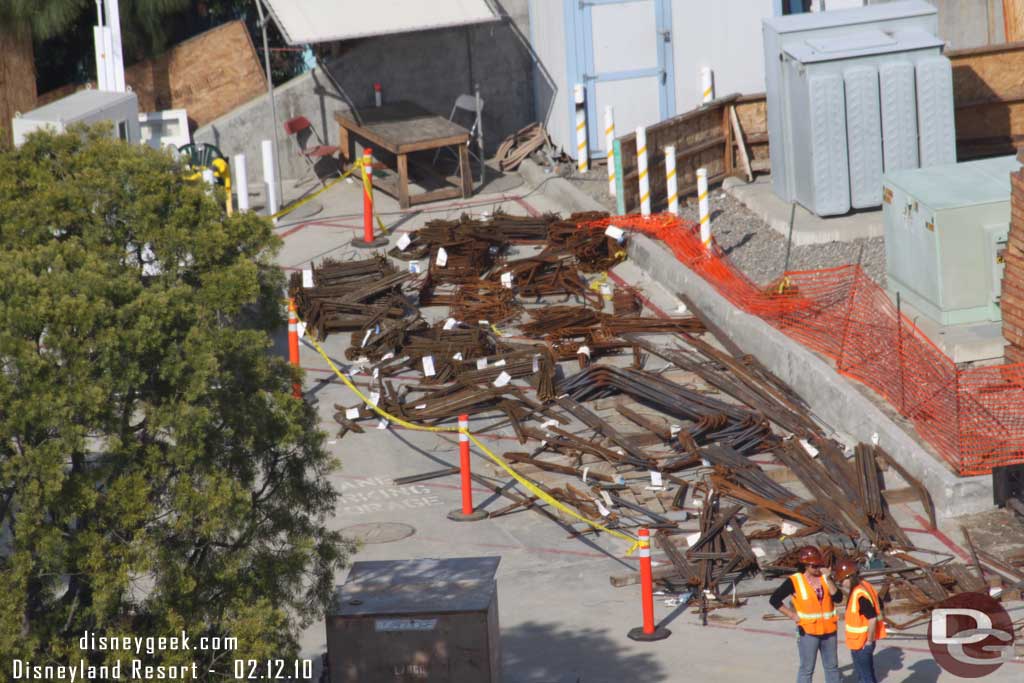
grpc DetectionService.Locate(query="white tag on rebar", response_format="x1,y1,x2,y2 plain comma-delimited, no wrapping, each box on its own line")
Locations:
578,345,591,357
780,521,799,536
479,319,489,327
495,359,506,367
422,356,436,377
600,490,614,508
369,391,380,406
381,352,394,361
650,471,663,487
409,261,420,274
799,439,819,458
494,371,511,387
532,355,540,373
302,268,314,288
581,467,590,483
452,352,463,361
476,358,488,370
396,233,411,251
443,317,457,330
372,367,379,378
501,272,514,289
600,283,612,297
596,500,611,517
676,303,689,314
604,225,625,241
701,458,711,467
435,247,448,267
871,432,880,446
345,408,360,420
361,329,373,347
376,418,389,430
415,403,427,410
686,532,701,547
297,321,307,338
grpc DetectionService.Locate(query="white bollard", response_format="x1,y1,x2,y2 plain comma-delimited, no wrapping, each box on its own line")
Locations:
233,154,249,212
574,84,588,173
697,167,710,249
636,126,650,216
665,146,679,216
701,67,714,105
261,139,279,221
605,106,617,197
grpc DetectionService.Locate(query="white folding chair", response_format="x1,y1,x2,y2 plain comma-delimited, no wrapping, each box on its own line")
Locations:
434,89,485,183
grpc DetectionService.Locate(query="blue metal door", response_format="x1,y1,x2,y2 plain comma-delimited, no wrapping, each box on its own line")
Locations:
568,0,676,157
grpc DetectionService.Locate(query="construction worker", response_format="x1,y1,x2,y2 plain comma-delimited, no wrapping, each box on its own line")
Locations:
770,546,841,683
835,559,886,683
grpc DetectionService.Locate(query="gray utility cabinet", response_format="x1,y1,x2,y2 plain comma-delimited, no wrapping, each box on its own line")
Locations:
12,89,141,147
327,557,501,683
883,155,1018,326
764,1,955,217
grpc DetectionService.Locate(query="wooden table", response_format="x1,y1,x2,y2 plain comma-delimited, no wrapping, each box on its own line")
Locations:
335,101,472,209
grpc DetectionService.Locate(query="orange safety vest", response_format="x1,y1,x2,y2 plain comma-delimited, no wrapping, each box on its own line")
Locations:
845,580,887,650
789,572,837,636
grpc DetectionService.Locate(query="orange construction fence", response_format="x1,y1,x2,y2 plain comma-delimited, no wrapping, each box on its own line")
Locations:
580,213,1024,476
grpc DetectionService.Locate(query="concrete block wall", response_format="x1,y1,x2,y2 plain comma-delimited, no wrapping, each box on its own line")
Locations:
195,0,534,185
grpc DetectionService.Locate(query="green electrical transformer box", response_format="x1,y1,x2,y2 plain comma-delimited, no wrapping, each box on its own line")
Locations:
883,155,1018,326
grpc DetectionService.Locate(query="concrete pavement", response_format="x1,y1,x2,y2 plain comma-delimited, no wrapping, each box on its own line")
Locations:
273,175,1024,682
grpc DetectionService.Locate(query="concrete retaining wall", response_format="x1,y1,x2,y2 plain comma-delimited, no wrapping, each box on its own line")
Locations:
518,158,991,521
196,0,534,185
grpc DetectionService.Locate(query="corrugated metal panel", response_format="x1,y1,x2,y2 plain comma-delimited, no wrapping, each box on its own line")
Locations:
879,60,919,172
915,55,957,167
808,73,851,216
262,0,498,45
844,65,883,209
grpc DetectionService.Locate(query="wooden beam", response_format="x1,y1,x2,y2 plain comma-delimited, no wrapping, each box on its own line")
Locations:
729,105,753,182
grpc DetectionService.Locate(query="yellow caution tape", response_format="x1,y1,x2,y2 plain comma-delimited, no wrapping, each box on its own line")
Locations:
299,321,640,555
270,159,388,234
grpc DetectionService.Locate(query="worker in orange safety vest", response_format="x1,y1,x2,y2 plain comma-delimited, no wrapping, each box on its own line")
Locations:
770,546,841,683
835,558,887,683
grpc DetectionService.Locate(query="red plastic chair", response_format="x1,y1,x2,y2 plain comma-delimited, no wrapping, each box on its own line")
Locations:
284,116,341,187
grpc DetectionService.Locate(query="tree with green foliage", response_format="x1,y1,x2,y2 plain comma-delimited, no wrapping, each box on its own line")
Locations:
0,126,351,679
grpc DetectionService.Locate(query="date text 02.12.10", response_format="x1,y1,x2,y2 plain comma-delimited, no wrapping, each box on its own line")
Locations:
233,659,314,680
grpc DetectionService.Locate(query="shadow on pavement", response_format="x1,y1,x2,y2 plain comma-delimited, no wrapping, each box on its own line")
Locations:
502,620,669,683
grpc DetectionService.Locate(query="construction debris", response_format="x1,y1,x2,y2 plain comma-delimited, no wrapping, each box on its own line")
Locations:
294,210,1011,628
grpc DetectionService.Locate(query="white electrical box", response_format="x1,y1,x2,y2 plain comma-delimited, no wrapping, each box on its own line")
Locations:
138,109,190,151
12,89,141,147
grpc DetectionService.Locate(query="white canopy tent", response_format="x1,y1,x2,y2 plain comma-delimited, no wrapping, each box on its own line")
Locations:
254,0,500,205
262,0,499,45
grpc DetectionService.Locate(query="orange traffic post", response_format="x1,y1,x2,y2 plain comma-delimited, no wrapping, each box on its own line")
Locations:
447,414,488,522
287,298,302,398
627,527,671,641
351,147,388,249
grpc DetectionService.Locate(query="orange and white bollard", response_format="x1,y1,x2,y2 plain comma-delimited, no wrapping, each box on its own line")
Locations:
287,298,302,399
351,147,388,249
605,106,616,197
697,167,711,250
637,126,651,216
574,84,589,173
665,146,679,216
447,414,488,522
627,527,671,641
701,67,715,105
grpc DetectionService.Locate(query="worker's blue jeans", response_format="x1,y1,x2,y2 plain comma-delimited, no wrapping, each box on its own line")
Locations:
797,631,839,683
850,642,878,683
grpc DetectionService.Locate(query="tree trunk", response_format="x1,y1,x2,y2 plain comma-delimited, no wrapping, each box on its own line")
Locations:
0,25,37,148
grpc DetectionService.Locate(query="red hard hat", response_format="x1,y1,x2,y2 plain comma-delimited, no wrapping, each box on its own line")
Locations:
798,546,824,566
834,558,859,582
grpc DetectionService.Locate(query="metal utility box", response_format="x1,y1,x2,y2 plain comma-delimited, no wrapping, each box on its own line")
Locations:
12,89,141,147
883,155,1019,326
327,557,501,683
763,1,953,216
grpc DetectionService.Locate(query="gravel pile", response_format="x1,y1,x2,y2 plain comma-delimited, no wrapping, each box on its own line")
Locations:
561,164,887,287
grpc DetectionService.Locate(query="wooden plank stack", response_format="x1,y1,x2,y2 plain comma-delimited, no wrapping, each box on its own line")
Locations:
1004,160,1024,365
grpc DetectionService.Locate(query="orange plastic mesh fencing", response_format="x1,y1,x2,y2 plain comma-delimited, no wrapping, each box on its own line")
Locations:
579,213,1024,476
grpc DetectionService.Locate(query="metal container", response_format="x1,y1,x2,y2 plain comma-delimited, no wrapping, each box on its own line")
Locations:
326,557,501,683
12,89,140,147
763,1,951,216
883,155,1018,325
